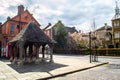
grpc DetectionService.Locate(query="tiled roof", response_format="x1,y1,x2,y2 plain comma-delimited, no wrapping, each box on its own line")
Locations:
96,25,112,31
2,10,41,26
66,27,78,33
9,21,53,43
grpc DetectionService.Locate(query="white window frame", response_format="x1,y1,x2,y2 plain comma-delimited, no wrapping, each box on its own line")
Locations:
114,21,119,27
115,32,119,38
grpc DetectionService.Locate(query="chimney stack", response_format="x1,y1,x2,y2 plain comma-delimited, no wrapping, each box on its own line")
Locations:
7,17,10,20
104,23,108,30
43,23,52,31
0,22,2,33
18,5,24,15
0,22,2,26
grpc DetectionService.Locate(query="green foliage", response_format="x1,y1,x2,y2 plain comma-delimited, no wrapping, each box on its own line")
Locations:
108,45,114,48
76,39,88,48
98,45,103,50
85,47,91,54
54,20,68,48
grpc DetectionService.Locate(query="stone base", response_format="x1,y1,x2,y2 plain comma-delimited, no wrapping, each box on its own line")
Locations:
49,59,54,63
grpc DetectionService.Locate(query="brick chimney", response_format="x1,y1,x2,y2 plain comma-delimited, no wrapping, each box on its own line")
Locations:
18,5,24,15
43,23,52,31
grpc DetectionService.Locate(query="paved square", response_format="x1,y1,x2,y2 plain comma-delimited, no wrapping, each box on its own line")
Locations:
0,56,107,80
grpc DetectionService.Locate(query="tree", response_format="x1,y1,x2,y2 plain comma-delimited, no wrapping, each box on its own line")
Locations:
76,39,88,48
54,20,68,48
67,32,89,49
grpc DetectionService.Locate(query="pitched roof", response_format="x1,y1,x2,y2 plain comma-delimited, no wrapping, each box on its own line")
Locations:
53,20,65,28
9,21,53,43
66,27,78,33
2,10,40,26
96,24,112,31
43,21,64,30
43,23,52,30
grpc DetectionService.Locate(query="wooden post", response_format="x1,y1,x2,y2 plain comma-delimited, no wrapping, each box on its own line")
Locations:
18,41,24,65
13,45,17,64
49,43,54,62
28,43,33,62
36,45,40,59
35,45,40,64
23,46,27,62
34,43,40,64
42,44,46,61
9,45,13,62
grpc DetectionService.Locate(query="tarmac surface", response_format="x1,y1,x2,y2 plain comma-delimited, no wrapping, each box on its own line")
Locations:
49,55,120,80
0,55,108,80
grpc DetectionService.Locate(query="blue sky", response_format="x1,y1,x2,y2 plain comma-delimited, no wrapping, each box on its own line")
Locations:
0,0,117,32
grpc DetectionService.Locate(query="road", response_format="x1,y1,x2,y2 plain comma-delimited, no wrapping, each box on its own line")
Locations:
49,55,120,80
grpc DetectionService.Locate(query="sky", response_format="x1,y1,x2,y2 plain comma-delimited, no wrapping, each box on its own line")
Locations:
0,0,118,32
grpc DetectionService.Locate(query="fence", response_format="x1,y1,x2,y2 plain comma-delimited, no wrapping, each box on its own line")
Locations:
53,48,120,56
97,48,120,56
53,49,86,55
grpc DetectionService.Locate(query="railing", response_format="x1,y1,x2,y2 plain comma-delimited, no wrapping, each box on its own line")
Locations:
53,49,86,55
97,48,120,56
53,48,120,56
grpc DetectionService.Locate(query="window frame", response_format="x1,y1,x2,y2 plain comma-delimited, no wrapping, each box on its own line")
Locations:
10,24,15,36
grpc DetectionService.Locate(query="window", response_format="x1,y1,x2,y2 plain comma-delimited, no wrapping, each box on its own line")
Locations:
115,32,119,38
25,16,28,20
117,22,119,26
106,36,109,41
10,24,15,36
114,21,119,27
114,22,116,27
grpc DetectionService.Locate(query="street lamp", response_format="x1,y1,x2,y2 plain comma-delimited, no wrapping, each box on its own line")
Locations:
89,32,92,63
92,36,97,62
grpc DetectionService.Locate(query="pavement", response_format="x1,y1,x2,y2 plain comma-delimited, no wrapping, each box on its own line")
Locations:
98,56,120,59
0,56,108,80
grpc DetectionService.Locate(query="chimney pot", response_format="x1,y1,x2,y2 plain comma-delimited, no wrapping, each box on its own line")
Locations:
104,23,108,30
104,23,107,26
7,17,10,20
18,5,24,15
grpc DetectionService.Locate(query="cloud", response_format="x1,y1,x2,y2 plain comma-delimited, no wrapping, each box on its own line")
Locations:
0,0,25,22
0,0,116,32
70,21,92,33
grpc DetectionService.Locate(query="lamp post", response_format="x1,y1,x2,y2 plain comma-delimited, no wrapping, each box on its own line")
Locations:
89,32,92,63
93,36,97,62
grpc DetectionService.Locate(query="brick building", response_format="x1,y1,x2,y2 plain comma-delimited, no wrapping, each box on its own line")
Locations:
1,5,40,57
